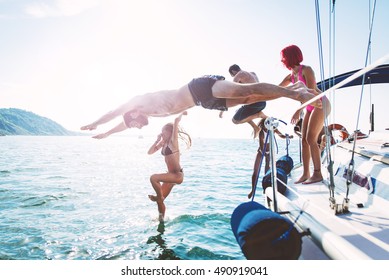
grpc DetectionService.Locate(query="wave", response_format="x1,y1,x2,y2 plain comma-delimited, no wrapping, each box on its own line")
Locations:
21,194,65,208
169,213,230,226
0,136,266,260
186,246,235,260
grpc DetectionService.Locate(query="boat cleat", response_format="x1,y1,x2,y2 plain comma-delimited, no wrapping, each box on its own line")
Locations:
330,197,350,215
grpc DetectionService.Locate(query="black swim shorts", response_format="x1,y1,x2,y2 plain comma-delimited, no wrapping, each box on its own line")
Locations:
188,75,228,111
233,102,266,121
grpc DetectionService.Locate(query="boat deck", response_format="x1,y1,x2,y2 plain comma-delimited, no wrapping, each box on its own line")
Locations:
290,172,387,259
338,132,389,165
264,131,389,259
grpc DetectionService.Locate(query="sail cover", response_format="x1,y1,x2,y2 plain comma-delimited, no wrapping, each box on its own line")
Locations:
317,64,389,91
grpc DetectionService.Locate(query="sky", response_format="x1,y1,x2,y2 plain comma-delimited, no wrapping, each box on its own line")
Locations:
1,0,388,139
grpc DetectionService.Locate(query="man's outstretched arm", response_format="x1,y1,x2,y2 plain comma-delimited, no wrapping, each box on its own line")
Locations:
92,121,128,139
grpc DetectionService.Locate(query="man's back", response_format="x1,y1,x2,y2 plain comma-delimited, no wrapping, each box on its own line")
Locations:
233,70,259,84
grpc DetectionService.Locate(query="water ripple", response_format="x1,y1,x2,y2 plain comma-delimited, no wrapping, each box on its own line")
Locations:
0,136,294,260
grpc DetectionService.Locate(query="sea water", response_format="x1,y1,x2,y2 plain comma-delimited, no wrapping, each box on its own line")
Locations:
0,135,300,260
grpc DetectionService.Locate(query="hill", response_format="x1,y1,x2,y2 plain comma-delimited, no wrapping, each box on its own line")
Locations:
0,108,77,136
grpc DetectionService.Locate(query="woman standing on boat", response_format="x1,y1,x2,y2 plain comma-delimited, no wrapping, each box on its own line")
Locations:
147,111,191,221
279,45,331,184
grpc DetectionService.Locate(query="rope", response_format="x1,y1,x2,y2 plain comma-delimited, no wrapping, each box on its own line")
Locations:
354,0,377,133
316,0,336,200
346,0,377,198
315,0,326,89
271,178,308,245
285,134,291,156
314,0,331,132
272,209,304,244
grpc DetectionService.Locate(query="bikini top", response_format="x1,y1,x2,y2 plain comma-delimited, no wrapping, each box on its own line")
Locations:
291,65,316,111
161,145,177,156
290,65,306,85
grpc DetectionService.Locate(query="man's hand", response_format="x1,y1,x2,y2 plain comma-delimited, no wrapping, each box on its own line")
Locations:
81,124,97,131
92,133,108,139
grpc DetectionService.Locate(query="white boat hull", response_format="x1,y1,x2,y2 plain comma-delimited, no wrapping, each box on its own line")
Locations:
264,131,389,260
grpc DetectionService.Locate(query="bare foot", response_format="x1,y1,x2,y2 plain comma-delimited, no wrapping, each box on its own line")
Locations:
92,133,108,140
294,175,309,184
248,190,253,199
148,194,165,202
157,201,166,221
302,173,323,185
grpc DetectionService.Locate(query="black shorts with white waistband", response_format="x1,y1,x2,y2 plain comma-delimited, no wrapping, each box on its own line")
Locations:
188,75,228,111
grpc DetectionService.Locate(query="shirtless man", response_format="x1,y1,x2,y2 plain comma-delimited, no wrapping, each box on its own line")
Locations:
222,64,268,138
81,75,319,139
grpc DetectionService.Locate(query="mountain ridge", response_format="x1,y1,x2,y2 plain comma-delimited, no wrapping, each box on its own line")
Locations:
0,108,79,136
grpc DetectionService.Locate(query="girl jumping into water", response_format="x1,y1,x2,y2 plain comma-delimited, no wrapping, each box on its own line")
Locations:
147,111,191,221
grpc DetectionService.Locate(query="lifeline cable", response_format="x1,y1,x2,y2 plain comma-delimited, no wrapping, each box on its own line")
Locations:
316,0,336,201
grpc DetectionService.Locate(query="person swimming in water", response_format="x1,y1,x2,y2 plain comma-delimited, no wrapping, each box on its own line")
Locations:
147,111,191,221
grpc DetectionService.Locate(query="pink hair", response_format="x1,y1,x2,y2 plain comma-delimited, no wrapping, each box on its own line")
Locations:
280,45,303,70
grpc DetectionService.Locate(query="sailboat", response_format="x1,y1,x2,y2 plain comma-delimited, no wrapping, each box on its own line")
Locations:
231,1,389,260
262,62,389,260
